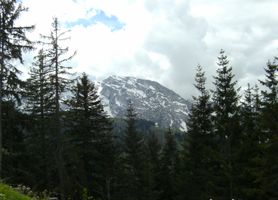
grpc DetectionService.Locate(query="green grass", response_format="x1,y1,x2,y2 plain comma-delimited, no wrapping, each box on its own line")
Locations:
0,183,31,200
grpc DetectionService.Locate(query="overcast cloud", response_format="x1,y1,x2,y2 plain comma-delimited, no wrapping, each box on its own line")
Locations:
19,0,278,99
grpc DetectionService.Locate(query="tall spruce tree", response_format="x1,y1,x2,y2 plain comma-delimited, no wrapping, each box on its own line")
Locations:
259,60,278,199
259,60,278,137
180,65,214,200
0,0,34,177
40,17,75,199
122,100,146,200
66,73,115,200
24,49,54,190
26,49,54,116
145,132,161,200
212,49,241,199
158,128,179,200
237,84,264,199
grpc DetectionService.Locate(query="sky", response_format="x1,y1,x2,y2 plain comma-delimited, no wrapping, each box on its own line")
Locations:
18,0,278,99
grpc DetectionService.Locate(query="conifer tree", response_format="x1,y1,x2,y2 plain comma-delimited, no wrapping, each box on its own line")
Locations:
144,131,161,200
25,49,54,190
158,128,179,200
259,60,278,137
212,49,241,199
259,60,278,199
0,0,34,177
40,17,75,199
92,127,116,200
122,100,146,200
180,65,214,199
26,49,54,116
241,84,255,131
238,84,264,199
66,73,115,200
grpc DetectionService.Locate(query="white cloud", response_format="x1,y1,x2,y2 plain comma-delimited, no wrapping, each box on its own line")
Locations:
19,0,278,99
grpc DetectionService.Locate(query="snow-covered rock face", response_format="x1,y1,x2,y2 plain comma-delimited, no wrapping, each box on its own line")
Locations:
99,75,190,131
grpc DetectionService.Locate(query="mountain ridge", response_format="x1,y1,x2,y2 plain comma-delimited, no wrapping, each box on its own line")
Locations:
98,75,190,131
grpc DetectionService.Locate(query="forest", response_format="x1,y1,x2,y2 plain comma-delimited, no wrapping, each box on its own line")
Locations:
0,0,278,200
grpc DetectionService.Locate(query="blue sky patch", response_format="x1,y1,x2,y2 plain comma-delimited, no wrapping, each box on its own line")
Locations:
67,9,125,31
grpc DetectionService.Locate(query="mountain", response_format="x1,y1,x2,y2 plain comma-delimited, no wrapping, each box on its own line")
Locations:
98,76,190,131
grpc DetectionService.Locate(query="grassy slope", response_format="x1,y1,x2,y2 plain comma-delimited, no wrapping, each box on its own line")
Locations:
0,183,30,200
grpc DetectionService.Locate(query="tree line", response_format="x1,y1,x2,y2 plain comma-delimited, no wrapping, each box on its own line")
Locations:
0,0,277,200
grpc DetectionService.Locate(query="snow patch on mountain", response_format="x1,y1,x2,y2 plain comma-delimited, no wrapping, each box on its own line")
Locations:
99,76,190,131
180,121,187,132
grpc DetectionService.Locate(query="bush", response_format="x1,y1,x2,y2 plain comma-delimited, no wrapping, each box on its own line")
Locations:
0,183,30,200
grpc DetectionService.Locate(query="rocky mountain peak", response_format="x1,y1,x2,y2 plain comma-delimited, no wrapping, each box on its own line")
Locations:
99,75,190,131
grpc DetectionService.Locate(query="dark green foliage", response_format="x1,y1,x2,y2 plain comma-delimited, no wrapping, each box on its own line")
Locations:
66,73,115,200
112,117,155,139
259,60,278,137
179,65,215,200
0,0,34,101
0,0,34,63
212,49,242,199
259,60,278,199
240,84,261,135
158,128,179,200
2,101,29,184
39,17,75,200
25,49,54,116
237,84,265,199
0,0,34,177
24,49,55,191
120,101,147,200
144,131,161,200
